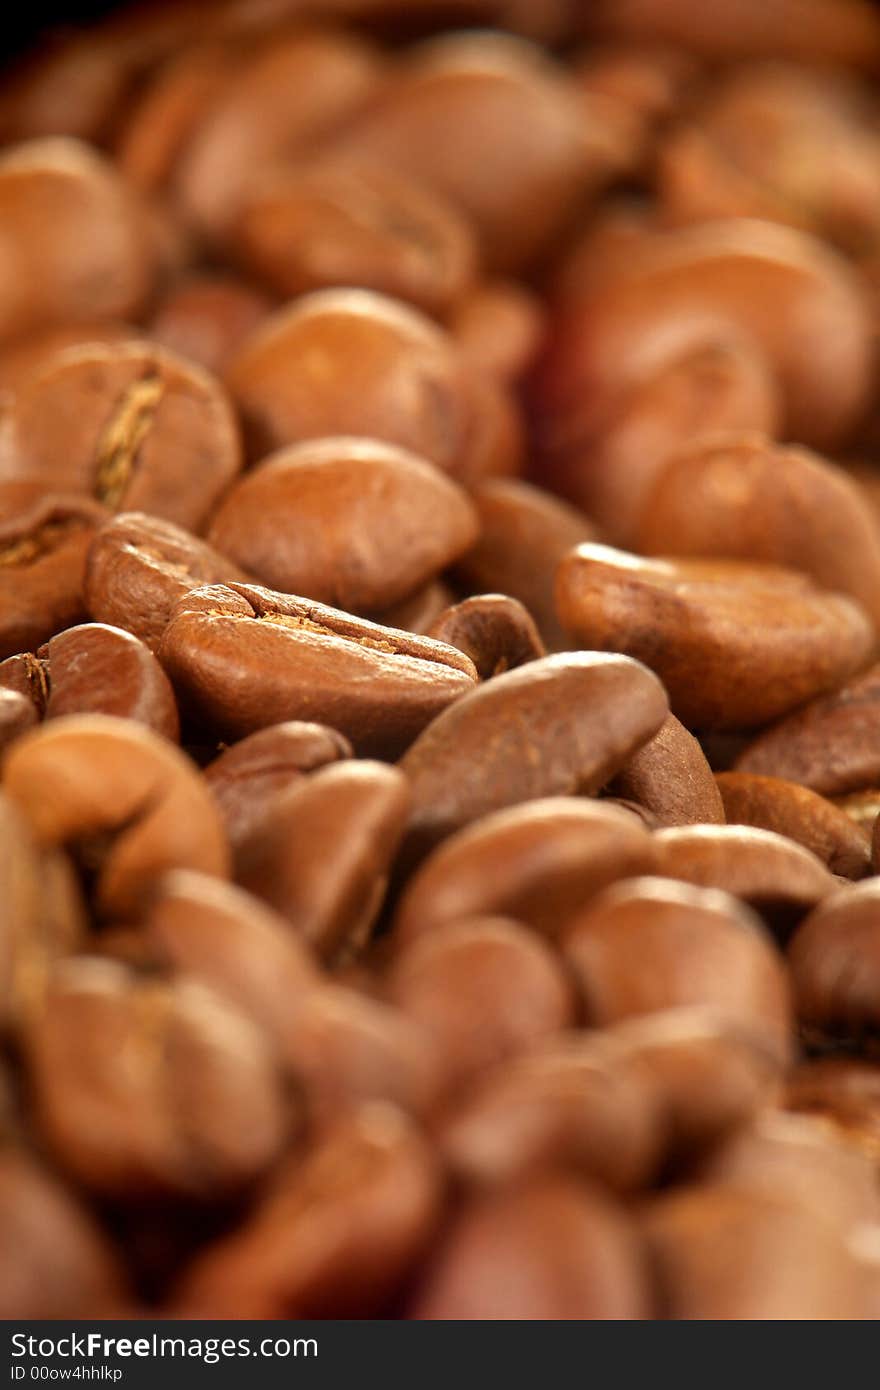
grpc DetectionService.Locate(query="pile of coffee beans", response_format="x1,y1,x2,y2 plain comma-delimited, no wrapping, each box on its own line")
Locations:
2,0,880,1320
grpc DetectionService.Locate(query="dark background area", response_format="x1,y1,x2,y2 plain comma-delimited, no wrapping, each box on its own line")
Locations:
4,1,146,58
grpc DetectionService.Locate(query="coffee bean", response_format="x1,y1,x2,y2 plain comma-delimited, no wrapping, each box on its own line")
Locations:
37,623,179,740
734,661,880,794
174,1104,441,1318
159,582,478,755
0,341,242,532
235,761,409,961
24,956,290,1199
3,714,229,917
451,279,546,383
717,771,871,878
786,1056,880,1153
206,437,479,613
399,651,668,861
788,879,880,1041
556,543,874,730
563,877,792,1060
85,511,250,652
0,496,104,659
426,593,545,678
411,1178,651,1319
607,712,725,827
394,796,659,944
205,721,352,847
146,272,273,375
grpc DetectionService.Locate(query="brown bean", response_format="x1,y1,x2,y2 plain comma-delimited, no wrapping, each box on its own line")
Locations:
411,1178,651,1319
399,652,668,861
206,438,479,613
2,714,229,918
85,511,250,652
0,138,155,344
0,496,104,660
173,30,384,241
450,279,546,383
635,434,880,631
786,1057,880,1155
224,288,483,478
233,163,477,315
394,796,659,945
454,477,597,650
0,342,242,533
656,825,838,934
235,761,409,962
642,1185,866,1319
205,721,352,847
174,1104,442,1318
159,582,478,756
610,1008,785,1160
387,917,575,1091
788,880,880,1040
439,1033,661,1193
607,713,725,827
555,544,874,731
426,594,545,678
281,985,441,1128
734,662,880,795
37,623,179,741
0,1150,129,1318
0,689,38,756
23,957,289,1199
717,772,871,879
146,273,273,375
322,33,598,273
563,877,792,1060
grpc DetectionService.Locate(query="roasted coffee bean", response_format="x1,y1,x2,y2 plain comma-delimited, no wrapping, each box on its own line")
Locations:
0,791,84,1027
657,63,880,250
0,689,38,755
786,1057,880,1155
0,342,242,533
146,273,273,375
235,761,409,962
439,1033,661,1193
3,714,229,918
410,1178,651,1320
0,138,155,344
281,985,441,1128
224,288,492,481
454,477,596,650
656,825,837,933
159,582,478,756
387,918,575,1091
555,544,874,731
400,652,668,861
321,33,605,274
0,496,104,660
0,1149,129,1318
127,870,318,1047
205,721,352,847
563,878,792,1060
734,662,880,795
698,1110,880,1227
836,789,880,834
24,957,289,1199
174,1104,441,1318
532,219,872,460
450,279,546,383
788,880,880,1040
233,164,477,315
206,438,478,613
552,341,779,546
717,772,871,878
85,511,250,652
394,797,659,945
173,30,385,241
26,623,180,741
642,1185,866,1320
609,1008,784,1160
0,321,136,401
426,594,545,678
635,434,880,631
607,713,725,827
